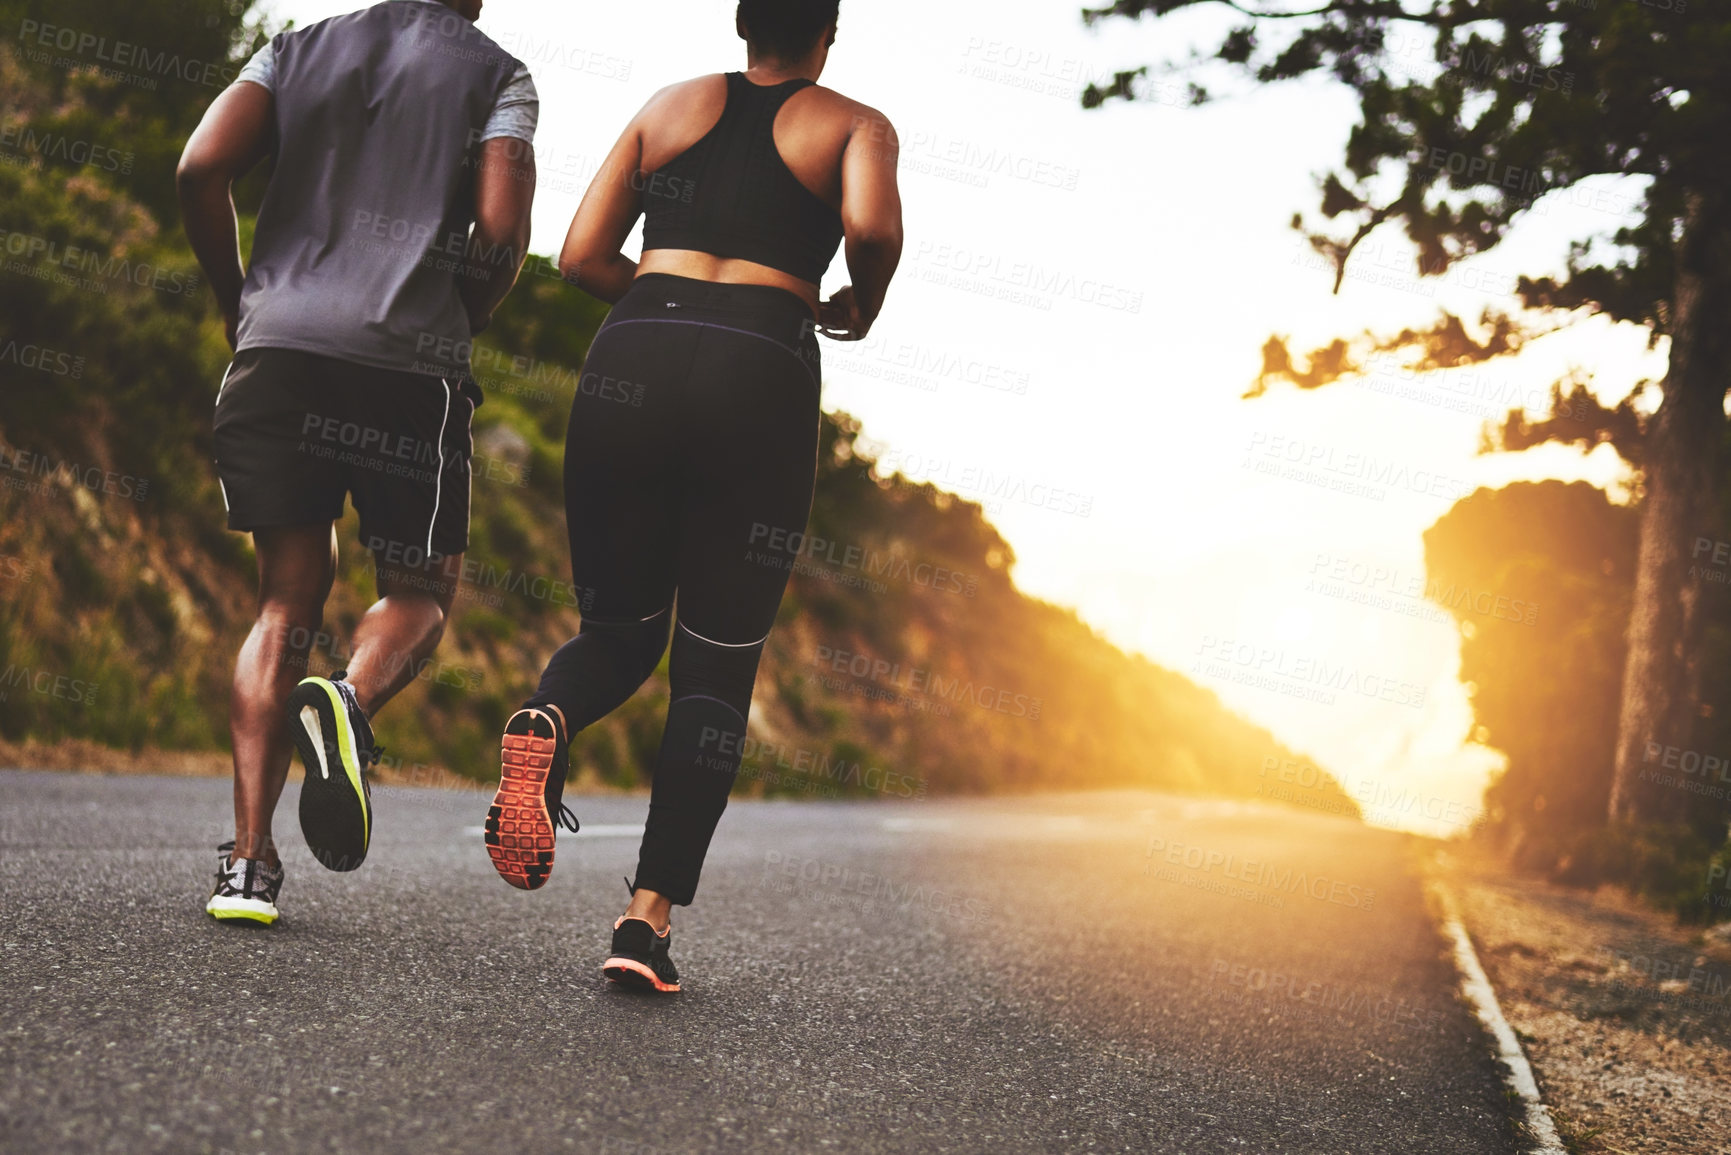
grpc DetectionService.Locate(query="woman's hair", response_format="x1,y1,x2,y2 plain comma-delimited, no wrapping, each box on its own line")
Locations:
737,0,839,61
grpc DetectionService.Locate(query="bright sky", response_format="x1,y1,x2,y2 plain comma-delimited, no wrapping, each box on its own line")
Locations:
264,0,1663,835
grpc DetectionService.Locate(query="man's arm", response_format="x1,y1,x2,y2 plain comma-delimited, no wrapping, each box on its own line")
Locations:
176,81,274,349
459,136,537,334
820,103,904,341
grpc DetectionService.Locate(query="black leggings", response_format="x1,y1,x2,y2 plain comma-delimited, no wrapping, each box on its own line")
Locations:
526,273,821,905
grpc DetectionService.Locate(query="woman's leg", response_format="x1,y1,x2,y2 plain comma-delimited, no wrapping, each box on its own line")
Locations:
488,310,693,890
524,316,692,729
628,318,822,914
627,624,768,920
525,611,672,735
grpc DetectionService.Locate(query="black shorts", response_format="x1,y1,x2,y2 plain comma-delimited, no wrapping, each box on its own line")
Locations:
212,347,479,563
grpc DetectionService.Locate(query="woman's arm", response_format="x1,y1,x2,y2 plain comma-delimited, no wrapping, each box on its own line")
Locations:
820,104,903,341
558,114,648,304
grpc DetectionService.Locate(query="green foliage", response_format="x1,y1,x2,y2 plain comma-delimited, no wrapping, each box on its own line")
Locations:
0,13,248,753
1556,821,1729,923
0,0,268,224
1082,1,1729,330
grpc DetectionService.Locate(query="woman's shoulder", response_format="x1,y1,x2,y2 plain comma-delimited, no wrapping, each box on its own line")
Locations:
792,85,900,148
795,84,894,132
642,73,730,109
630,74,732,143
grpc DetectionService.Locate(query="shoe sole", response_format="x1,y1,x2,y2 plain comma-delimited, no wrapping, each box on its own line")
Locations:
486,710,558,890
206,895,279,925
603,957,680,993
289,678,371,872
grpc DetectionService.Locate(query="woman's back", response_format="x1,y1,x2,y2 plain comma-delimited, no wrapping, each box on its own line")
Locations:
639,72,860,208
638,72,848,286
559,1,901,339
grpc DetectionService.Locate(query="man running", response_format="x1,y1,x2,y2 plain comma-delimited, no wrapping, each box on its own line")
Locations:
176,0,537,925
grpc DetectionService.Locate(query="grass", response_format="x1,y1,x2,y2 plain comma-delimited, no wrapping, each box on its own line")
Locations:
1550,1107,1607,1154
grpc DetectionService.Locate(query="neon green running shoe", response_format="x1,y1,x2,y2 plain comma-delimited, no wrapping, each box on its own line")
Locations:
288,672,378,872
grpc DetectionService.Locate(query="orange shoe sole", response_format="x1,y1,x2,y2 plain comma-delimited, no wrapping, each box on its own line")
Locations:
603,957,681,992
485,714,558,890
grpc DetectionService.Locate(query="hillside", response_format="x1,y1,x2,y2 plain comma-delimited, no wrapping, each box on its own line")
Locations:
0,5,1358,817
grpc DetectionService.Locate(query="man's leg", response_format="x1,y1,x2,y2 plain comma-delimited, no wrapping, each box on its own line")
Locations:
342,550,464,718
231,523,338,867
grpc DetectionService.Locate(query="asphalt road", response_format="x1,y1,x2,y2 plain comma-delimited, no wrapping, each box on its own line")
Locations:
0,770,1521,1154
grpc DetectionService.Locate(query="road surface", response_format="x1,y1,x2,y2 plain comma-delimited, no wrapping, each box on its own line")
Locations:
0,770,1520,1153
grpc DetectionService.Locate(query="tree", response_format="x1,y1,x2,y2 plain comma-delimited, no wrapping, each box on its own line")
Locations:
1423,481,1635,859
1082,0,1731,826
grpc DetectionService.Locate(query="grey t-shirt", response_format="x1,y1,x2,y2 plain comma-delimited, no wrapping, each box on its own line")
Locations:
232,0,536,379
236,23,539,144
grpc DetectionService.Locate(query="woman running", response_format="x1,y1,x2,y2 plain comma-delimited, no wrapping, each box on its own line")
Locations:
482,0,902,992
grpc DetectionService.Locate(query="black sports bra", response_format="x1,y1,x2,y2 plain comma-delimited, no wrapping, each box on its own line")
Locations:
639,73,845,285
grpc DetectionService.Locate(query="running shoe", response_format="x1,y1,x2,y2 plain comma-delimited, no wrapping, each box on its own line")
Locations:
206,841,283,925
288,671,378,872
603,916,681,993
485,707,579,890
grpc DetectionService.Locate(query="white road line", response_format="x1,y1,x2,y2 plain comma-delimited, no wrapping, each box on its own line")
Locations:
1430,880,1567,1155
463,823,644,839
880,817,955,832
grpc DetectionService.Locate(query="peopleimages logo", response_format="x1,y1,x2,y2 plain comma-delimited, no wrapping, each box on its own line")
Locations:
0,442,148,500
1192,634,1427,710
0,229,199,298
362,537,591,611
1307,552,1538,627
1244,432,1478,504
813,645,1043,719
1145,836,1378,910
748,523,978,597
911,240,1143,313
0,664,99,706
825,332,1031,396
488,29,633,82
16,21,239,88
0,126,134,174
697,727,927,799
1638,739,1731,802
761,850,992,922
0,338,84,378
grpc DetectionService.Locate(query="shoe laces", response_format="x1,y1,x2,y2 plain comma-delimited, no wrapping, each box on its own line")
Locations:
534,707,576,833
214,845,281,898
330,671,383,778
214,845,240,889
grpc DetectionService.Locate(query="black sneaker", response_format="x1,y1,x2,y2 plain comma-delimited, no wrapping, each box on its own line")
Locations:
603,916,681,993
485,707,579,890
287,671,378,872
205,841,283,925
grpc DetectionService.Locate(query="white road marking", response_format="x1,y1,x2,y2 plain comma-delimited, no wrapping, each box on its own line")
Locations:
1430,880,1567,1155
880,817,955,832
